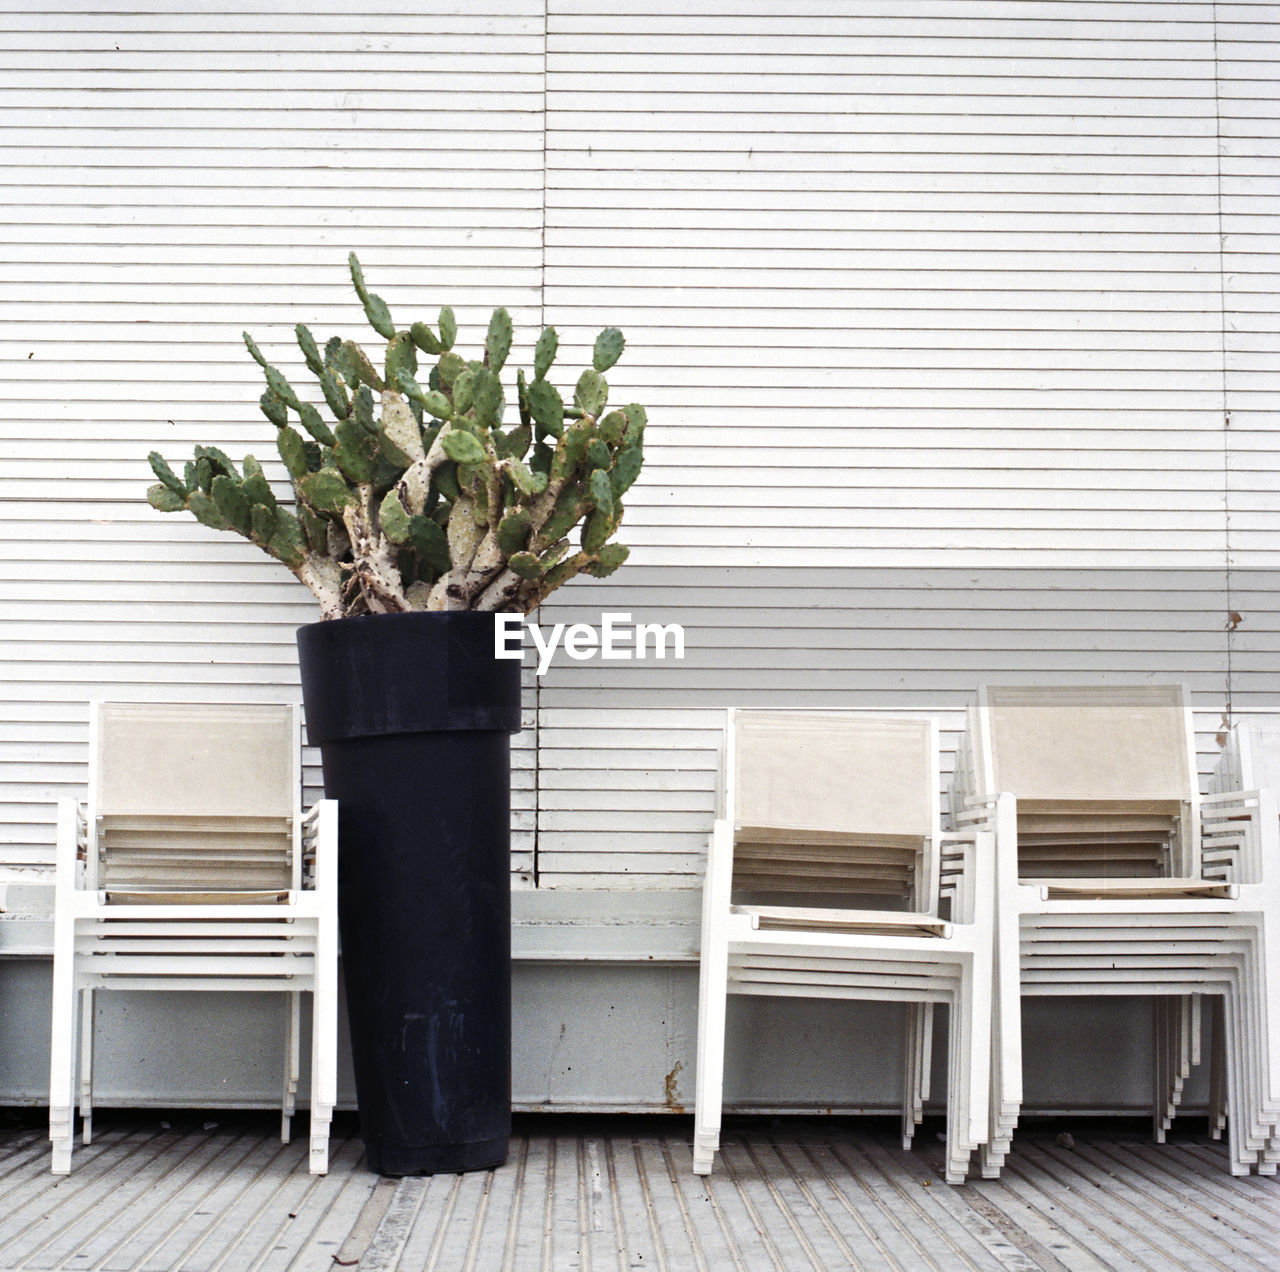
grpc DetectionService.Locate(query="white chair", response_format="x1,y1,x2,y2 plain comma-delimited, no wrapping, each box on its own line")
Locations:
1205,718,1280,1155
693,710,994,1184
954,684,1278,1177
1212,718,1280,798
49,702,338,1175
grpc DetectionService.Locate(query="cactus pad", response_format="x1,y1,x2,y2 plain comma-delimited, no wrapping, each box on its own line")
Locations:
574,369,608,417
534,327,558,380
485,308,513,374
145,254,646,616
441,429,486,466
593,327,625,373
348,252,396,340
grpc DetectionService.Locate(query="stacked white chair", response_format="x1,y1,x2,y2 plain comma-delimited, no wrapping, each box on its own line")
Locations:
953,684,1279,1177
693,710,995,1184
1212,717,1280,797
1203,718,1280,1155
49,702,339,1175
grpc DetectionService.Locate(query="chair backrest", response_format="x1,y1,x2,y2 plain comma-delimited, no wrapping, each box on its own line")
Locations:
88,701,300,894
966,684,1199,878
723,710,940,905
972,684,1196,804
1217,719,1280,794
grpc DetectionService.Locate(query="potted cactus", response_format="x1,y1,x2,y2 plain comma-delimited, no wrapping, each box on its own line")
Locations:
146,255,646,1176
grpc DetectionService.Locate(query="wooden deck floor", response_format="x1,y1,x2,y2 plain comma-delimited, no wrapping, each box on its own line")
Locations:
0,1111,1277,1271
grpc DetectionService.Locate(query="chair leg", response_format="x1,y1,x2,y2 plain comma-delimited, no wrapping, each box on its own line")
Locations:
966,953,993,1166
1208,995,1226,1141
692,946,729,1176
1152,995,1195,1145
901,1003,927,1149
309,979,337,1175
980,953,1012,1179
79,988,95,1146
310,807,340,1177
49,984,79,1175
1221,989,1256,1176
901,1004,917,1150
308,1115,332,1175
49,842,80,1178
1152,996,1168,1144
282,991,300,1144
949,951,991,1188
943,996,970,1185
983,792,1020,1178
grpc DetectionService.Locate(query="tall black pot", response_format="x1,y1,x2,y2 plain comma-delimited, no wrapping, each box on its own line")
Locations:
297,610,522,1175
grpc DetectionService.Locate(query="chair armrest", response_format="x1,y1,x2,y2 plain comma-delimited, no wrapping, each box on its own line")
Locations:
56,798,87,844
301,799,338,893
936,833,972,919
55,798,87,888
937,827,996,926
1200,787,1276,885
733,904,951,939
950,791,1004,830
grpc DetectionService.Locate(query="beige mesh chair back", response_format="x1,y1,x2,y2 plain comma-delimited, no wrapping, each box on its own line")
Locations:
728,710,940,907
49,702,338,1176
1212,718,1280,796
89,701,299,896
695,710,995,1184
970,683,1199,879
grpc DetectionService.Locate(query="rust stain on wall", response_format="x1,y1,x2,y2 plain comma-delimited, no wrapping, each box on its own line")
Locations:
664,1061,685,1113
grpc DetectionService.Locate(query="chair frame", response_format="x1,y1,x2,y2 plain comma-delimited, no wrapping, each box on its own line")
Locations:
956,685,1278,1177
693,709,994,1184
48,701,338,1175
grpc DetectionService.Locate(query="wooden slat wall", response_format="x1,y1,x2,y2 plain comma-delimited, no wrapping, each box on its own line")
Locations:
0,0,546,872
1219,3,1280,719
533,1,1268,886
0,2,1275,887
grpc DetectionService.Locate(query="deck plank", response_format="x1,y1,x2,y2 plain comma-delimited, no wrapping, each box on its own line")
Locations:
0,1114,1277,1271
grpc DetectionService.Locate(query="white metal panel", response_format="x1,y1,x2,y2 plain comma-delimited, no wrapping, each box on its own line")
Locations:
0,0,546,870
0,1,1275,899
542,1,1223,568
535,1,1254,887
1219,4,1280,719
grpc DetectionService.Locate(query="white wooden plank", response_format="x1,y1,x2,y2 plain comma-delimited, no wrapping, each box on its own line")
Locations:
548,1,1210,25
0,340,1232,369
549,37,1217,62
0,9,543,32
2,0,543,12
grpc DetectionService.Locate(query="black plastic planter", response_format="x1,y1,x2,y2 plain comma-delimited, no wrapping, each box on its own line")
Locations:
297,610,522,1176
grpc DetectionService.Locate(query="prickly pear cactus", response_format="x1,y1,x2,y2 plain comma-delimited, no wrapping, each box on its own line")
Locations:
146,254,646,619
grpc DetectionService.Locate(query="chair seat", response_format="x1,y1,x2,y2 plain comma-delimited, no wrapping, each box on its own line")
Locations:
103,889,293,905
732,904,951,938
1034,879,1236,901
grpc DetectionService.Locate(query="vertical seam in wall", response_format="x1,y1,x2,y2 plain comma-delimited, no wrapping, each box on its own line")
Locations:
533,0,550,886
1213,2,1233,723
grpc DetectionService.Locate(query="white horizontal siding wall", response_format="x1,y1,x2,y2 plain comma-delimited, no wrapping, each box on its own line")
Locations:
0,0,546,872
1220,3,1280,720
0,2,1275,889
534,1,1263,886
